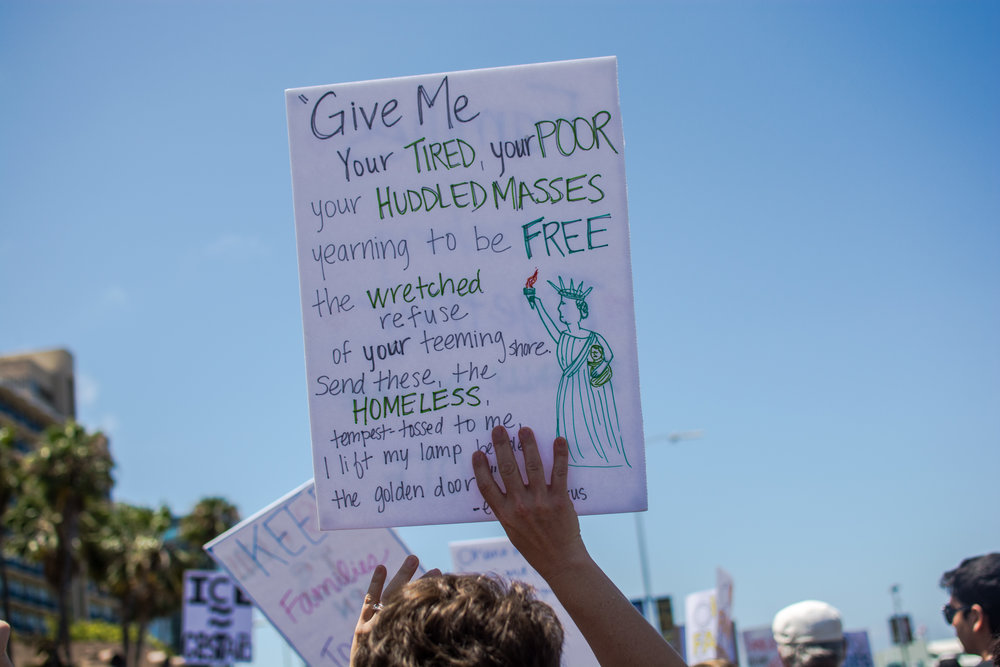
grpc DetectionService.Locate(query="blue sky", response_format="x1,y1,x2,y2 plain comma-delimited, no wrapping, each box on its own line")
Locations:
2,1,998,664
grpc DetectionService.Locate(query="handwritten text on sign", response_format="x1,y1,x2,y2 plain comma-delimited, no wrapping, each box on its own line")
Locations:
205,481,415,666
287,57,647,530
182,570,253,665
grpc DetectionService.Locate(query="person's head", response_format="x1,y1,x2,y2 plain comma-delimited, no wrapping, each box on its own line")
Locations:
940,553,1000,657
772,600,846,667
352,573,563,667
549,278,591,325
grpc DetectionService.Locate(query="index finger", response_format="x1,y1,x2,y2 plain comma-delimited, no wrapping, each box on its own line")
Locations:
473,449,505,510
358,564,388,623
382,554,420,601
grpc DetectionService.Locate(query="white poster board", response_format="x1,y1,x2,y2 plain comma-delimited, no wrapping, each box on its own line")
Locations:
742,626,783,667
450,537,599,667
181,570,253,665
286,56,646,530
205,481,416,667
685,588,718,664
716,566,737,661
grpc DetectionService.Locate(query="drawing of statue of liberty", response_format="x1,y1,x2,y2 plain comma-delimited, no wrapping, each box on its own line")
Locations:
523,272,630,468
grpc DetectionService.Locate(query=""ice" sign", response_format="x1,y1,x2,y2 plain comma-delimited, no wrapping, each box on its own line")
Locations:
182,570,253,665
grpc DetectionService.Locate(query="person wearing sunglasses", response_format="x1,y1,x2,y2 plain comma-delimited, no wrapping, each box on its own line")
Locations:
940,553,1000,667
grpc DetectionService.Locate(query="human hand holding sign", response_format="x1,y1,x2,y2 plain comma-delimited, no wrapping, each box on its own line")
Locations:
472,426,586,581
349,425,682,667
473,425,685,667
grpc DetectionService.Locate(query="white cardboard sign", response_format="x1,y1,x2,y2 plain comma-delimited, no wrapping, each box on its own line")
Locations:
716,566,737,661
450,536,599,667
742,626,783,667
685,588,719,664
181,570,253,664
286,56,646,530
205,481,415,666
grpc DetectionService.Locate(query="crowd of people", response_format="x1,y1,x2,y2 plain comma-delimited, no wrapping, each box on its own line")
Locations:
2,425,996,666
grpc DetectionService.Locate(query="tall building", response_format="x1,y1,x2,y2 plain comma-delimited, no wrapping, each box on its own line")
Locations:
0,348,117,635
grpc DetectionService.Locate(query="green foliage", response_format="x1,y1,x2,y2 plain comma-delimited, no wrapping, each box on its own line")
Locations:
5,420,115,665
66,619,166,650
1,426,22,623
86,501,189,622
0,426,20,518
68,619,120,643
29,421,115,506
6,421,115,572
2,419,242,666
178,496,240,569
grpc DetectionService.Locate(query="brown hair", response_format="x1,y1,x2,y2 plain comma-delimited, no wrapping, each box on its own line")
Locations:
354,573,563,667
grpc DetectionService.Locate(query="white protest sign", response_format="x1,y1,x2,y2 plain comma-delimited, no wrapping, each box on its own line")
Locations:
205,481,416,666
286,56,646,530
716,566,737,661
685,588,719,664
742,626,783,667
181,570,253,664
450,537,599,667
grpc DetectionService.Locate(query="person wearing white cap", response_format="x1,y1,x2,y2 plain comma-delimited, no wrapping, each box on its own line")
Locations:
772,600,847,667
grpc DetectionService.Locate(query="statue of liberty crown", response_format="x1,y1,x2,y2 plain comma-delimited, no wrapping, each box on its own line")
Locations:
547,276,593,301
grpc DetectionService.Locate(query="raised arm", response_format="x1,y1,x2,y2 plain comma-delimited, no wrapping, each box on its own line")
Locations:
472,425,686,667
528,295,563,344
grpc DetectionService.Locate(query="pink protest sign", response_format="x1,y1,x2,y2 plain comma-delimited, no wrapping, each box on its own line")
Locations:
205,481,415,666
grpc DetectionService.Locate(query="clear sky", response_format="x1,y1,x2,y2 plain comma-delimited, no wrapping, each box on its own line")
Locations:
2,1,998,665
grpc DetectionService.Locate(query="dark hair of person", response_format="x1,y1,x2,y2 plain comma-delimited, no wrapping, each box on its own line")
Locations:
940,553,1000,635
354,573,564,667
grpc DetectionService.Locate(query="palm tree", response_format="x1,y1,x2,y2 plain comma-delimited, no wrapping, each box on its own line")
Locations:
0,426,23,664
85,502,188,667
5,420,114,666
178,497,240,569
169,497,241,664
87,496,239,667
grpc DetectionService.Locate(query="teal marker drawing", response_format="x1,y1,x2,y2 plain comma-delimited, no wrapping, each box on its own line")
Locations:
523,274,629,468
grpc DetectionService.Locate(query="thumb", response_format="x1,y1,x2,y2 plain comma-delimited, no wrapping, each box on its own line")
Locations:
0,620,12,667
